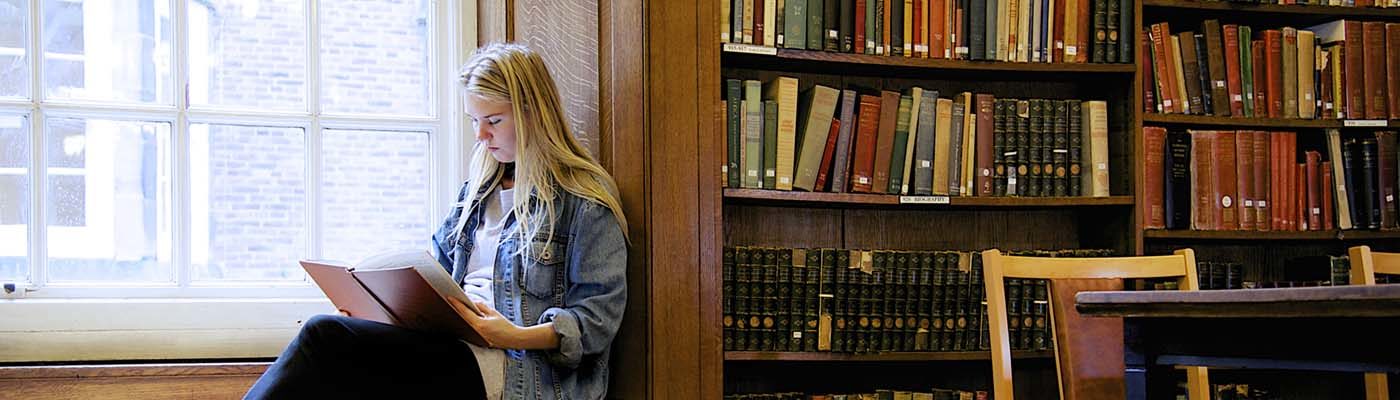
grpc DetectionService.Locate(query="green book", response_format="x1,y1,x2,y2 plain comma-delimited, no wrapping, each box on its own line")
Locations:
1240,25,1255,118
888,95,913,194
725,80,742,188
763,99,778,189
785,0,807,49
807,0,824,50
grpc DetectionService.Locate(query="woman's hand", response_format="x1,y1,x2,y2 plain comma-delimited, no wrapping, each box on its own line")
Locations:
448,297,521,349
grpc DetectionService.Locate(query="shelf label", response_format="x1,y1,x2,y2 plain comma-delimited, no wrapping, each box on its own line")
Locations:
1343,119,1388,127
722,43,778,56
899,196,950,204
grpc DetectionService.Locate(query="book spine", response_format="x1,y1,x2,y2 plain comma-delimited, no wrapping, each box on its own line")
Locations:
723,247,735,351
814,117,842,191
889,95,914,194
831,90,859,193
1052,100,1069,197
948,100,967,195
1253,40,1269,118
1306,151,1323,230
975,94,997,196
1204,20,1230,116
1224,24,1245,117
808,0,825,50
1236,131,1255,231
763,100,779,189
726,80,743,188
1241,26,1255,117
994,100,1009,196
852,95,882,192
1179,32,1205,115
1068,100,1083,196
914,91,939,195
1092,0,1107,63
1345,20,1364,119
1254,131,1269,231
856,0,867,53
873,91,901,192
1145,126,1167,229
1166,130,1191,229
1027,99,1043,196
841,0,856,52
786,0,807,49
1282,28,1299,119
1377,132,1398,229
1116,0,1131,63
1266,30,1284,118
1388,24,1400,119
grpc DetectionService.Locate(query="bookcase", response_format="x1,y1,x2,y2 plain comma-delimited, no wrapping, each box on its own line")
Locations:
710,0,1142,398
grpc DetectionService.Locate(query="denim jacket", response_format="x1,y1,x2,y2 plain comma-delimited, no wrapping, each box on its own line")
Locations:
431,181,627,400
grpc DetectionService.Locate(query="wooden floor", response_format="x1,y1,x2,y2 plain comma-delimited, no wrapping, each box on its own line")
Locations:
0,363,268,400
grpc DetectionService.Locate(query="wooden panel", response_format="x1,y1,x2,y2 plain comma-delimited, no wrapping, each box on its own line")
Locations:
723,189,1136,208
1141,114,1377,129
998,254,1190,280
0,363,269,400
516,0,601,158
477,0,511,43
843,209,1082,251
723,48,1138,74
1076,285,1400,318
723,205,843,248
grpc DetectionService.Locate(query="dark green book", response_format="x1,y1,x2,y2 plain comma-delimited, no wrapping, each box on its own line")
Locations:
1068,100,1083,196
993,100,1009,196
865,0,877,54
1093,0,1108,63
889,94,913,194
1015,100,1031,197
725,80,742,188
763,100,778,189
839,0,854,52
807,0,825,50
823,0,841,51
889,0,903,56
761,248,778,351
1117,0,1132,63
723,247,735,351
1006,278,1022,350
785,0,807,49
1032,279,1049,350
803,249,821,351
1105,0,1120,62
775,248,793,351
1053,100,1069,197
820,248,839,351
733,247,752,350
1027,99,1044,197
1240,25,1254,117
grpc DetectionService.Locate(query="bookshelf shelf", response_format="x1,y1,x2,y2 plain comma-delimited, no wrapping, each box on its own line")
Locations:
1144,0,1400,19
1144,229,1400,241
1142,114,1397,129
724,188,1136,208
721,45,1138,74
724,351,1055,362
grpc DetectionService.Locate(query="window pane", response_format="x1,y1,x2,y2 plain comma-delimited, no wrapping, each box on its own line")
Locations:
0,0,29,98
46,117,171,282
0,115,29,281
321,129,429,263
190,124,306,281
42,0,172,104
187,1,306,111
320,0,430,116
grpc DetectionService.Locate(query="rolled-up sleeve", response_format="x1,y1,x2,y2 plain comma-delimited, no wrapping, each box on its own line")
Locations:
536,201,627,368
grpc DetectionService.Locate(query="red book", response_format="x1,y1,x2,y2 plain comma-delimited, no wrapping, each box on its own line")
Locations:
1265,30,1284,118
1192,132,1217,230
1378,131,1398,229
1322,161,1335,231
1252,40,1269,118
1151,24,1177,114
975,94,996,196
1321,46,1336,119
1143,31,1157,113
930,0,947,58
913,0,924,57
754,0,765,45
856,0,868,54
1270,133,1280,231
813,117,843,192
1216,131,1240,230
1344,20,1365,119
1253,131,1270,232
871,91,900,192
1236,131,1255,231
1223,24,1246,117
1052,0,1066,62
1388,24,1400,119
1305,151,1322,231
1144,127,1168,229
1363,22,1388,120
1295,163,1306,231
851,95,883,193
1287,134,1299,231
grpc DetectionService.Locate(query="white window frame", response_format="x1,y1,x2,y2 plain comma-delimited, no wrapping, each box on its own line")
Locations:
0,0,475,362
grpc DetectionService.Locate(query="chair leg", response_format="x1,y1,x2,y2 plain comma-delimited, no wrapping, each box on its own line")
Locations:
1184,366,1210,400
1365,372,1389,400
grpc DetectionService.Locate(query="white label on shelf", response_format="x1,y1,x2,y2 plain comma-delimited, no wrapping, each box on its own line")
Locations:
1163,100,1173,108
921,160,932,168
900,196,951,204
1066,46,1078,56
779,177,791,184
1244,200,1254,207
856,177,869,184
1313,208,1321,215
766,169,776,177
1233,94,1243,101
1053,149,1068,154
1258,201,1267,208
1215,80,1226,88
722,43,779,55
1343,119,1388,127
747,170,759,177
792,331,802,339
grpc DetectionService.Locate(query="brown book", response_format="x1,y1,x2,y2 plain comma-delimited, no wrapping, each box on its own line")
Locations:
1216,131,1239,230
1254,131,1270,232
1282,27,1299,119
1378,131,1398,229
975,94,996,196
1389,24,1400,119
1295,162,1306,231
753,0,765,46
1179,31,1206,115
1052,0,1066,62
1286,134,1298,231
1312,20,1367,119
1236,131,1255,231
1076,0,1091,63
1297,30,1316,120
1270,133,1282,231
1265,30,1284,118
884,0,894,55
1322,161,1335,230
814,117,843,191
851,94,883,193
1144,126,1167,229
1321,45,1336,119
1084,100,1110,197
872,90,901,192
932,97,954,195
1364,22,1388,120
1252,40,1269,118
1223,24,1245,117
1203,20,1231,117
931,0,947,58
301,251,486,346
1151,23,1178,113
794,85,841,191
1191,131,1217,230
1144,32,1158,113
1305,151,1322,231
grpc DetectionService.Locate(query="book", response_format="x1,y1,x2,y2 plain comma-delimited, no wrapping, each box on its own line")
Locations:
302,250,485,345
1144,126,1166,229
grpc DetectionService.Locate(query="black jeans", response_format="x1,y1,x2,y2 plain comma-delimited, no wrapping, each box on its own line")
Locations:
244,314,487,399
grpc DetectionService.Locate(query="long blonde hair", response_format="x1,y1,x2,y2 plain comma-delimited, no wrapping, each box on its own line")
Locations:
455,43,628,254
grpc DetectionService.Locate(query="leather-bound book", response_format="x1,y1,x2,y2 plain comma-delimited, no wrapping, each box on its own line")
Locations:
1204,20,1231,116
947,98,967,195
1027,99,1043,196
1265,30,1284,118
763,100,779,189
1144,31,1158,113
889,0,904,55
1281,28,1299,119
808,0,826,50
840,0,855,52
1144,126,1167,229
1254,131,1270,231
1297,29,1316,119
1388,24,1400,119
1240,25,1255,117
1216,130,1239,230
913,90,940,195
1092,0,1108,63
723,247,736,351
1084,101,1110,197
932,98,954,195
793,84,840,191
872,90,901,192
726,80,743,188
851,94,882,192
1191,130,1217,230
1322,161,1335,230
830,89,860,193
1376,131,1397,229
1051,99,1069,197
1364,22,1387,120
1306,151,1322,230
1166,130,1192,229
994,100,1010,196
814,117,842,192
888,94,914,194
1179,31,1206,114
1150,23,1177,113
1310,20,1364,119
763,77,800,190
786,0,807,49
856,0,867,53
1068,100,1084,196
975,94,997,196
1237,131,1255,231
1252,39,1269,118
1224,24,1245,117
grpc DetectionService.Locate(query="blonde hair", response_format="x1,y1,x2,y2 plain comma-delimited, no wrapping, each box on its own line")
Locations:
455,43,628,255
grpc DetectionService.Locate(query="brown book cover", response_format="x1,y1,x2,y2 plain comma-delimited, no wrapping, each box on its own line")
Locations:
885,0,895,55
1191,131,1217,230
1216,131,1239,230
1179,31,1206,115
852,94,883,193
754,0,765,46
302,251,486,346
1236,131,1255,231
932,97,954,195
1253,40,1269,118
1322,161,1335,230
1223,24,1245,117
1378,131,1398,229
975,94,996,196
1270,133,1282,231
913,0,924,57
1076,0,1091,63
1151,23,1177,113
1295,162,1306,231
1298,30,1317,119
1286,134,1298,231
814,117,844,191
857,0,868,53
1203,20,1231,117
1144,126,1167,229
1345,21,1365,119
1265,31,1284,118
1282,27,1298,119
931,0,947,58
1306,151,1322,231
1321,45,1336,119
873,90,901,192
1254,131,1270,232
1389,24,1400,119
1364,22,1388,120
1052,0,1066,62
1144,32,1158,113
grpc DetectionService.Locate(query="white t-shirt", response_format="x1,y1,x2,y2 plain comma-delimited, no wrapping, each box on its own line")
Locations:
464,186,511,400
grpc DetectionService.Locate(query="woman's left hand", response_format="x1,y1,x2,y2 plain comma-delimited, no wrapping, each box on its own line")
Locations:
451,297,522,349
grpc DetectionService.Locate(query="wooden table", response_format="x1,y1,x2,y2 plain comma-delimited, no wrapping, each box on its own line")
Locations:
1076,285,1400,400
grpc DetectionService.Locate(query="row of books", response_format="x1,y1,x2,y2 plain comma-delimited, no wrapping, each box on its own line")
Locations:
723,77,1112,197
725,389,988,400
722,247,1113,353
1211,0,1400,7
1145,19,1400,120
1142,128,1399,231
720,0,1133,63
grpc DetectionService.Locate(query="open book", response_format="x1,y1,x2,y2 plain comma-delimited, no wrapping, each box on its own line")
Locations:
301,250,485,345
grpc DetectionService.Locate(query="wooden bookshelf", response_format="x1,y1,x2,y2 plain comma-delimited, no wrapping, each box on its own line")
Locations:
724,351,1054,362
723,188,1135,208
1142,114,1397,129
722,45,1138,74
1145,229,1400,241
1144,0,1400,19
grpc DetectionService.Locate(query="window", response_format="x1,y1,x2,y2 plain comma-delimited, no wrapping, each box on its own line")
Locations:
0,0,466,361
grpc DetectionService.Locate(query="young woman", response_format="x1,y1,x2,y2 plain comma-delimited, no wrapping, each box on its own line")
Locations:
244,43,629,400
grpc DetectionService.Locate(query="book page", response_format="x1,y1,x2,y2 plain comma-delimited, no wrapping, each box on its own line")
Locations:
353,249,481,315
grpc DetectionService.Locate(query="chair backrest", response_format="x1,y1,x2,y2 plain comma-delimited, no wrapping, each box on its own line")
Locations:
1345,245,1394,400
981,248,1207,400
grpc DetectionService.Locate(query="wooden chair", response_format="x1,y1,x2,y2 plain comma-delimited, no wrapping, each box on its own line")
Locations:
981,248,1212,400
1348,245,1399,400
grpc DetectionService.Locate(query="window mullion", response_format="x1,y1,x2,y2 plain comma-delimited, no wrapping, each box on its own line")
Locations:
28,0,44,290
173,0,191,288
307,0,322,261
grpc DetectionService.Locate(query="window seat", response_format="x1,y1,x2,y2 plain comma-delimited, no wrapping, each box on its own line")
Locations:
0,362,269,400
